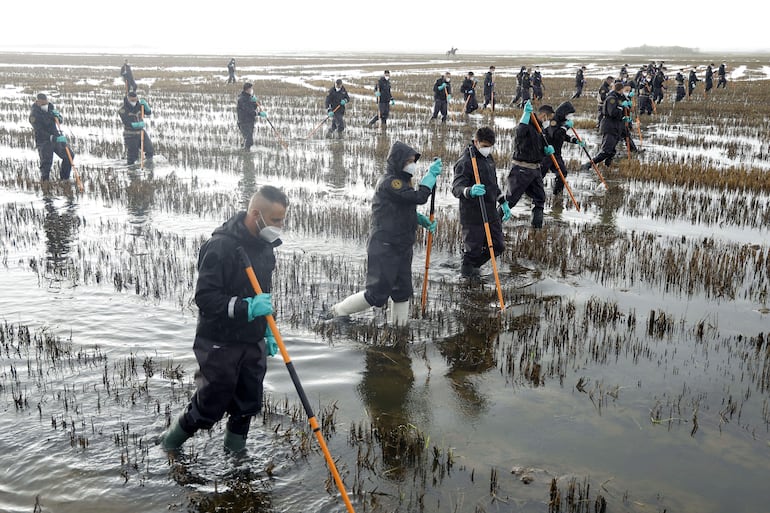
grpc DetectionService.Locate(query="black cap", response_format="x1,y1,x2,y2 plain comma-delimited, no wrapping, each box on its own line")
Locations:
538,104,554,114
243,82,253,90
127,91,138,98
335,79,343,85
36,93,47,100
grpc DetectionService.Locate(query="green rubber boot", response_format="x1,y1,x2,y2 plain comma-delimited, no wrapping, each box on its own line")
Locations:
223,428,247,453
160,416,192,451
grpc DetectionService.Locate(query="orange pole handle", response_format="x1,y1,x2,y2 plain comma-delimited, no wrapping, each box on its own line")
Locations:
470,156,505,311
570,127,607,189
306,104,340,139
530,114,580,211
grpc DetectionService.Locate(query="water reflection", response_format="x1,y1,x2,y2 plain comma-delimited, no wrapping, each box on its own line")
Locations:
42,193,79,278
239,153,257,206
326,139,347,189
126,169,155,232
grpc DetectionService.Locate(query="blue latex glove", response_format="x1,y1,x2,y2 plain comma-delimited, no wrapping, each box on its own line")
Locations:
258,111,268,118
500,201,512,222
520,100,533,124
623,116,633,123
417,213,437,233
427,158,443,177
628,91,635,98
375,91,381,97
265,327,278,357
577,140,586,148
340,99,347,106
250,95,258,103
55,135,67,144
131,121,145,129
544,145,555,156
327,110,334,118
438,83,446,91
621,100,632,108
564,119,574,128
245,293,273,321
469,183,486,197
390,99,395,106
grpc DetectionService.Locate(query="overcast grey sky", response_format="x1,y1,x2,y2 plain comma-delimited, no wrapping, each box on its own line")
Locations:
3,1,768,55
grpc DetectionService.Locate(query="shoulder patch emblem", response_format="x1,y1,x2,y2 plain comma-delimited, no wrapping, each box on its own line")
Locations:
609,98,616,104
549,120,557,127
391,178,403,190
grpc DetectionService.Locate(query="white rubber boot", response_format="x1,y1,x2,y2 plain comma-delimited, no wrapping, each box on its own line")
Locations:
388,300,410,326
331,291,371,317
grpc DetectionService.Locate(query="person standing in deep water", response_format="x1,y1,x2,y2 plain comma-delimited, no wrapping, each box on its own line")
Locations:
160,186,287,454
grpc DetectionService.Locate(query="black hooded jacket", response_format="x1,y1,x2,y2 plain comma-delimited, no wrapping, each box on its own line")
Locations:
374,76,392,103
370,141,432,247
237,91,257,125
433,77,452,100
118,96,152,133
194,211,280,344
513,119,546,164
452,143,503,225
29,102,61,146
325,86,350,114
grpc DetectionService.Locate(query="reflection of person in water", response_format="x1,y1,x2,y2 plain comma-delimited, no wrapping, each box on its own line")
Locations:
357,342,418,479
42,195,79,277
436,295,499,418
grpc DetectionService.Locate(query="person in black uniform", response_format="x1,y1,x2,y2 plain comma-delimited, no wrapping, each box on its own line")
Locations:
638,76,654,114
674,69,686,102
227,58,236,84
596,75,614,126
619,64,629,82
531,67,544,102
541,102,585,196
717,62,727,88
511,66,526,106
325,79,351,138
461,71,479,114
120,59,137,93
237,82,267,150
581,81,630,171
704,64,714,95
687,68,699,97
118,90,154,165
619,81,638,152
571,66,586,99
482,65,495,110
505,100,555,229
29,93,74,181
451,127,511,279
160,186,287,454
368,70,395,127
518,68,532,108
327,142,443,325
652,68,667,104
431,72,452,123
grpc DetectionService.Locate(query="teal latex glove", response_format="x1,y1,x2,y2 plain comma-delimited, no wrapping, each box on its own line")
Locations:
51,109,62,122
417,213,437,233
55,135,67,144
327,110,334,118
564,119,574,128
577,140,586,148
628,90,635,98
131,121,145,129
245,293,273,321
250,95,258,103
340,99,347,106
500,201,512,222
623,116,633,123
469,183,486,197
427,158,443,177
258,111,268,118
375,91,381,97
265,327,278,357
447,94,452,101
139,99,150,109
437,83,446,91
420,173,437,189
544,145,555,156
520,100,533,124
621,100,632,108
390,99,395,106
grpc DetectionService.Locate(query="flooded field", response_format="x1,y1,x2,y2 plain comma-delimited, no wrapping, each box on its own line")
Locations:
1,52,769,513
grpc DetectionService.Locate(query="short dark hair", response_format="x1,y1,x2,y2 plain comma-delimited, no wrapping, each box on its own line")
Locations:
538,104,554,114
127,91,138,98
36,93,47,100
243,82,253,90
475,127,495,145
335,79,343,85
259,185,289,207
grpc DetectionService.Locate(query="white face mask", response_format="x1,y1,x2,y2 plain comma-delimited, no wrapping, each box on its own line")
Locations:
477,145,493,158
403,163,417,175
335,87,341,92
258,212,282,243
39,103,49,111
384,76,390,80
445,77,450,83
129,100,137,107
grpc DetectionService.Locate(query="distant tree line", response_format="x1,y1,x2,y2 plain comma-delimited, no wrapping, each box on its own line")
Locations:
620,45,699,55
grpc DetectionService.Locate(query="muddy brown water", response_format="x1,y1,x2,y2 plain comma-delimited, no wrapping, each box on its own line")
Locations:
1,53,769,513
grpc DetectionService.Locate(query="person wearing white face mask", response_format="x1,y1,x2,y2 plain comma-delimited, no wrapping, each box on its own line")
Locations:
326,141,443,327
160,185,288,454
325,78,350,138
29,92,74,181
118,90,153,165
451,127,510,280
368,70,395,128
430,72,452,123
